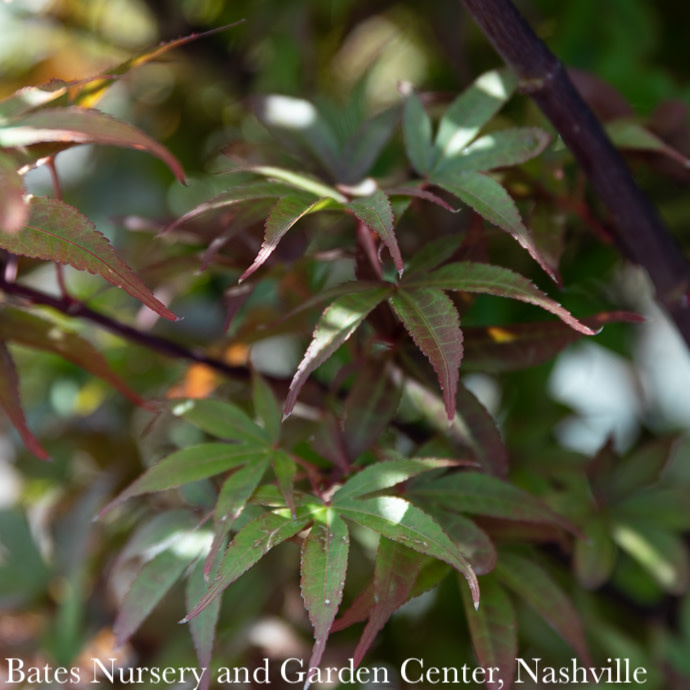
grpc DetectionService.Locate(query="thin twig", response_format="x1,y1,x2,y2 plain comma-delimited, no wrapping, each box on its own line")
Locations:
459,0,690,347
0,277,249,380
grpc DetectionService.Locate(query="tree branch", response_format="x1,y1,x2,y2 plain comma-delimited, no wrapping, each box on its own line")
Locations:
0,277,249,380
460,0,690,346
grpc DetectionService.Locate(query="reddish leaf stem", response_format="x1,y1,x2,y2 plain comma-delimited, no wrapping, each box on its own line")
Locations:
459,0,690,347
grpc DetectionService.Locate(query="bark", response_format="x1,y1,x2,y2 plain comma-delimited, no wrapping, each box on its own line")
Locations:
460,0,690,346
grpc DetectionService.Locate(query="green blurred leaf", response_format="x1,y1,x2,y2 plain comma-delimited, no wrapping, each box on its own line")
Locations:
574,515,617,589
460,573,516,690
343,357,401,461
606,118,690,166
100,443,267,515
461,311,642,372
253,94,342,177
615,488,690,531
409,471,573,530
352,538,424,666
284,287,393,417
114,548,192,646
390,287,464,420
333,457,461,502
334,495,479,607
433,68,517,166
456,381,508,477
3,197,177,321
612,522,689,594
0,306,147,407
403,90,434,175
496,551,590,663
610,437,677,499
0,508,51,606
171,398,271,445
342,105,400,183
0,341,49,460
0,107,185,182
252,372,282,444
301,512,349,671
272,450,297,518
186,557,222,690
433,510,497,575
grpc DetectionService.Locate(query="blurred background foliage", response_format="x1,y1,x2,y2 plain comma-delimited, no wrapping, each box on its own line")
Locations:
2,0,690,688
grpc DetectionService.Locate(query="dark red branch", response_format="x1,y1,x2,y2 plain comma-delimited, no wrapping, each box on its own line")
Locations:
460,0,690,346
0,277,249,380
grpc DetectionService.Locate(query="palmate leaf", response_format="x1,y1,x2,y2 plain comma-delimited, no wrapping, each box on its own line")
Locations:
574,515,617,589
609,436,676,500
171,398,271,445
204,456,273,576
2,197,177,321
352,538,424,667
341,104,400,183
333,457,463,502
184,509,312,622
99,443,267,516
114,548,194,647
112,510,199,569
239,194,327,282
284,287,393,418
272,450,298,519
404,261,595,335
301,512,349,674
345,190,404,276
433,68,518,167
0,107,185,182
456,382,508,477
460,573,516,690
437,127,551,174
333,495,479,607
389,287,464,420
434,510,497,575
0,341,49,460
165,181,301,234
343,357,401,461
431,171,557,281
253,94,342,177
496,551,591,664
0,151,26,233
0,307,147,407
186,557,222,690
403,90,434,176
252,372,282,444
